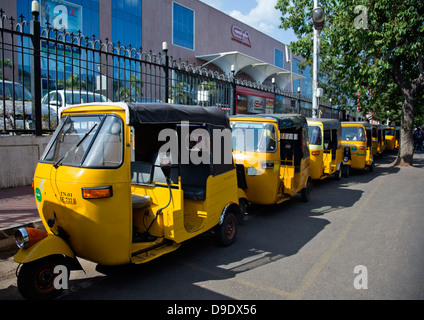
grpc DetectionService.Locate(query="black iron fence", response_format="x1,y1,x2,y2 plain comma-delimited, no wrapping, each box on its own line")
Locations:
0,7,339,135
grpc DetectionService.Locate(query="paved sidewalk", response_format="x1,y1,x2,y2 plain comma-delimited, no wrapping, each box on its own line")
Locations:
0,186,39,229
0,186,42,252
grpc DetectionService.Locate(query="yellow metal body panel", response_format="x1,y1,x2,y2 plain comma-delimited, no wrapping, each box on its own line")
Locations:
231,116,309,205
33,107,133,266
372,125,386,156
385,127,397,151
341,123,373,170
14,234,75,264
307,120,343,180
386,136,396,151
233,150,280,205
131,169,238,245
131,242,181,264
28,104,240,267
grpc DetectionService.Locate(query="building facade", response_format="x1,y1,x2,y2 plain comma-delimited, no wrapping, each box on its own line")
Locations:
4,0,315,116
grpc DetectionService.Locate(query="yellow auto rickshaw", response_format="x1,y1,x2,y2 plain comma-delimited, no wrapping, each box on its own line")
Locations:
341,121,374,173
307,118,344,180
230,114,311,206
372,124,386,157
385,126,398,151
14,102,242,300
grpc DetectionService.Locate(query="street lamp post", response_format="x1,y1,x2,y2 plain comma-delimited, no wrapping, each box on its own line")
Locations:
162,41,169,103
312,2,324,119
297,86,301,114
231,64,237,115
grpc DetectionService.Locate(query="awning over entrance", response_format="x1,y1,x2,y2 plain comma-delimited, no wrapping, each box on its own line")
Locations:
196,51,304,90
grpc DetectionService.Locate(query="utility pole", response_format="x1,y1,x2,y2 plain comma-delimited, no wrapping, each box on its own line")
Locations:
312,2,324,119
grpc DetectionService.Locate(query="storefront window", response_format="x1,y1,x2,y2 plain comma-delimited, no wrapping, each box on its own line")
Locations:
173,2,194,50
112,0,142,49
274,49,284,69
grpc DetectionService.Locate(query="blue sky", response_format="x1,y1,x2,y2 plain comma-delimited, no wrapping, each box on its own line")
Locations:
198,0,298,45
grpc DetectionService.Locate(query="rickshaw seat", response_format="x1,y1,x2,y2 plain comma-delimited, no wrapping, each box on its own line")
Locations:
180,162,209,201
132,194,152,210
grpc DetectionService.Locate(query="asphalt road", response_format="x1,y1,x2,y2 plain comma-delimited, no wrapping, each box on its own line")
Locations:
1,152,423,302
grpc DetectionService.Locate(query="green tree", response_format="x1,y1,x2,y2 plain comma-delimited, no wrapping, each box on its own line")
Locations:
114,75,143,102
276,0,424,165
170,82,190,104
57,74,87,91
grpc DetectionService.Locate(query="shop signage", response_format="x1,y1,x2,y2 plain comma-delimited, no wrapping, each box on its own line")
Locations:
231,25,252,47
41,0,82,33
236,86,274,114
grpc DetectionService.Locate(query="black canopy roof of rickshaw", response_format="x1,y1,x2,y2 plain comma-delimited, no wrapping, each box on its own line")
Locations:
231,113,307,130
127,103,230,128
307,118,341,131
341,121,373,130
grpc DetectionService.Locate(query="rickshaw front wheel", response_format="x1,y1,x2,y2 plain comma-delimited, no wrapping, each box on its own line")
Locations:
215,212,237,247
17,255,69,300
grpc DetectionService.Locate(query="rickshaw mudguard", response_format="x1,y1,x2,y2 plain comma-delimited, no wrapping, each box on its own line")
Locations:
219,202,242,225
14,234,77,265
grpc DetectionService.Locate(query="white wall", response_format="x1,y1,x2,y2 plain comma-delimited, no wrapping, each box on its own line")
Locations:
0,135,51,188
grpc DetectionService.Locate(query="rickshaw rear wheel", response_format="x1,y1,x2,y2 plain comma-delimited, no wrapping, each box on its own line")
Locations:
17,255,68,300
215,212,237,247
335,167,342,180
301,179,311,202
342,165,350,178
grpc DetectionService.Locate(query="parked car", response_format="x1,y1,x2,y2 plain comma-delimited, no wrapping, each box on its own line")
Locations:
42,90,111,112
1,80,32,130
0,80,57,131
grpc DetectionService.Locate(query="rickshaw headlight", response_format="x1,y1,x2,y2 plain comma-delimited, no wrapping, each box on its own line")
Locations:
344,156,349,162
15,228,29,249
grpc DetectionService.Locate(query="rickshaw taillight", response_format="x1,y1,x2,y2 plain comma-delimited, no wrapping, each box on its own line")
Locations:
311,151,320,156
359,146,366,150
15,227,47,249
82,186,113,199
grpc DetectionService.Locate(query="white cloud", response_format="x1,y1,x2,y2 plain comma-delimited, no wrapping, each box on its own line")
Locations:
228,0,281,34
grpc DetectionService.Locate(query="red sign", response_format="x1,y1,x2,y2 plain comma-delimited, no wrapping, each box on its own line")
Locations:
235,86,274,114
231,25,251,47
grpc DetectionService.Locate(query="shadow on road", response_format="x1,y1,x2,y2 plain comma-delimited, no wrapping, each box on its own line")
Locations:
58,174,368,299
0,150,413,300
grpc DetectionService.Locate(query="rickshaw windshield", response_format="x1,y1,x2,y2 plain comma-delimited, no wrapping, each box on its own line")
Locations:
341,126,365,141
385,128,395,136
41,114,123,168
308,125,322,145
232,122,277,153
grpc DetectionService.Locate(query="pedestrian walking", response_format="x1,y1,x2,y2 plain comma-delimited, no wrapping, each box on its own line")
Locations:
413,127,423,151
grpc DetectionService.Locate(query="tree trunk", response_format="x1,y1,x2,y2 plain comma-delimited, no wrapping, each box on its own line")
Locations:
396,89,415,166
